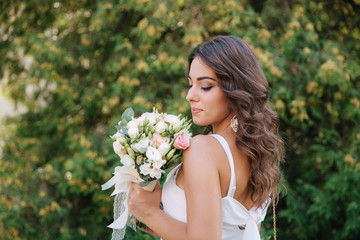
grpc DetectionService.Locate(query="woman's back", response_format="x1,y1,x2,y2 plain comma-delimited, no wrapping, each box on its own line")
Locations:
162,134,270,240
176,133,254,209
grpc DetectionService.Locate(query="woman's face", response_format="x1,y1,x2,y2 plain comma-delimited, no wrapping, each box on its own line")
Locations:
186,57,231,129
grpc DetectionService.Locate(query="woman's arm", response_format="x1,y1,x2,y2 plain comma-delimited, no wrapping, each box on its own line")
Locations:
181,135,223,239
129,135,223,240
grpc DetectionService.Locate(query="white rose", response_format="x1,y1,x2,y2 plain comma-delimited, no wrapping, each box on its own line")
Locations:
127,120,138,129
112,132,126,143
112,132,122,139
132,138,150,154
127,127,139,139
120,154,135,168
165,114,182,131
137,116,146,126
113,140,126,156
118,135,126,143
164,114,178,123
157,142,170,156
155,121,167,133
147,115,157,125
172,121,182,132
146,147,162,161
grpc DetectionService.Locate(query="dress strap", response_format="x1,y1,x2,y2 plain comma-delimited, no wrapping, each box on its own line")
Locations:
210,134,236,197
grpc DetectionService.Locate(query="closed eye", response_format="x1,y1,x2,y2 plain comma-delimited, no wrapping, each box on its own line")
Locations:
201,86,213,91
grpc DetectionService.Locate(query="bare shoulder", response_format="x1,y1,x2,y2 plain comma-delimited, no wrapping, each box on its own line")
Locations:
182,135,222,168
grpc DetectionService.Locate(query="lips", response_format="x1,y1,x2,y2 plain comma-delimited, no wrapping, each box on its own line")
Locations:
191,108,203,114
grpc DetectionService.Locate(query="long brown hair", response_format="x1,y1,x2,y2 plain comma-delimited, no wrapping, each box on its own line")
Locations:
188,36,284,207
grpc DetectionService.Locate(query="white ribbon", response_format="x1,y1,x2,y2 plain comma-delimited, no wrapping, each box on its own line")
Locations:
102,166,157,239
241,212,261,240
222,197,268,240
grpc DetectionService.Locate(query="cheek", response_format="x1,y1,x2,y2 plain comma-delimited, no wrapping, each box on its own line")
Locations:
204,91,230,118
215,95,231,117
210,91,229,110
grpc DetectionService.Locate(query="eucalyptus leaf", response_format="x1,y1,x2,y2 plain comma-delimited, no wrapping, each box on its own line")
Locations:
121,108,134,122
119,119,128,127
115,125,128,135
140,181,150,187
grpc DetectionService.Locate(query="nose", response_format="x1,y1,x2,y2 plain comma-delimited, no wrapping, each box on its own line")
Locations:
186,86,198,102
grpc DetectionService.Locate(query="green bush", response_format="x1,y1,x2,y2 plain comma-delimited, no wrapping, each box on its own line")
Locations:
0,0,359,239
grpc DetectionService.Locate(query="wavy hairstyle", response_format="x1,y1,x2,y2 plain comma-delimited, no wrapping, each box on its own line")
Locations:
188,36,284,207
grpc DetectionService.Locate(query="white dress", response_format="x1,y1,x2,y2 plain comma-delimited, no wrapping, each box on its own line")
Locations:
161,134,270,240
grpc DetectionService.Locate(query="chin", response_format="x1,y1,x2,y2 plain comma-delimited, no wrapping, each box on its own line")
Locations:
192,117,210,126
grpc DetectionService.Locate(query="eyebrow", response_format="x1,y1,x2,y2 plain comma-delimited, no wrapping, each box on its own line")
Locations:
187,75,217,81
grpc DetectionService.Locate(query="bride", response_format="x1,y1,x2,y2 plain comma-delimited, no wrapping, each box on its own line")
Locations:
129,36,284,240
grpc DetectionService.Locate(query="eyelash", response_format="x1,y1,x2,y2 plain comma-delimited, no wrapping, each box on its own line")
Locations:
187,85,213,91
201,86,213,91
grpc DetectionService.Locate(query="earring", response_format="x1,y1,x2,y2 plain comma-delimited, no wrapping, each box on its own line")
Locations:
230,115,238,133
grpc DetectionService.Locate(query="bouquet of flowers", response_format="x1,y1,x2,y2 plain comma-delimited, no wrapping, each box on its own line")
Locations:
102,108,192,240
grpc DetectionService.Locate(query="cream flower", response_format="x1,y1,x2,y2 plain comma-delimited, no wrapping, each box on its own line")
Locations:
113,140,126,156
146,115,157,125
137,116,146,126
165,114,182,131
120,154,135,168
155,121,168,133
132,138,150,153
127,120,139,129
112,132,126,143
128,127,139,139
146,147,162,162
153,133,170,148
158,142,170,156
139,161,164,179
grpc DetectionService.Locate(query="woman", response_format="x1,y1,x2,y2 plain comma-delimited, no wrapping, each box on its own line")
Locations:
129,36,284,240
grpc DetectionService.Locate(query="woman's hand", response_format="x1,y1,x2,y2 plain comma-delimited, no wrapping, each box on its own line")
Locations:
138,226,160,237
129,181,162,224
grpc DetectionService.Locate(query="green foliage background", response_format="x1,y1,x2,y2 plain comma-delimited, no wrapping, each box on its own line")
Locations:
0,0,359,239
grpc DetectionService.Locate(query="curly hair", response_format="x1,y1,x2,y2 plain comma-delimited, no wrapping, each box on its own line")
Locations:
188,36,284,207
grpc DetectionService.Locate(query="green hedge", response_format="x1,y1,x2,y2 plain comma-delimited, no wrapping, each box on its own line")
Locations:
0,0,359,239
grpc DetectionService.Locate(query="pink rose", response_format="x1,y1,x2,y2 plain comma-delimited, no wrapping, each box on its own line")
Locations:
174,134,190,150
153,133,170,148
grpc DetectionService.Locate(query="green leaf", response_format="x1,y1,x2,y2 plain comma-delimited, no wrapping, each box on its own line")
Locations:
121,108,134,122
140,181,150,187
115,125,128,134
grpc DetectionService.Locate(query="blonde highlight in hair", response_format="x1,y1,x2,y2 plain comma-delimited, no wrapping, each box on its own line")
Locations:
189,36,284,206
